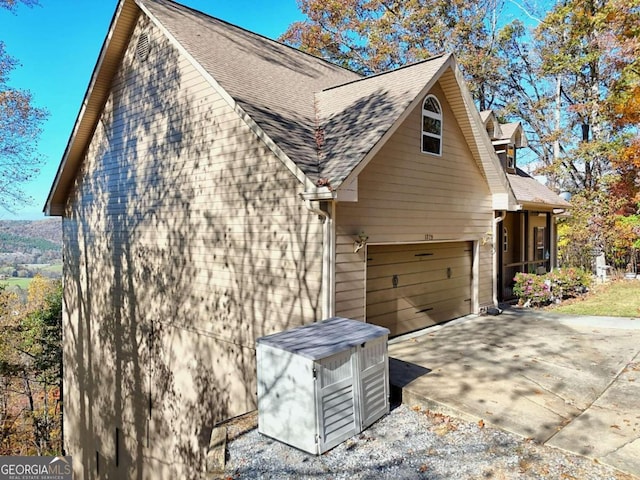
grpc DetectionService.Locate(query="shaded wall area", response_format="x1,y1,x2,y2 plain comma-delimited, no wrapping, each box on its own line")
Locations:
499,210,553,300
62,14,321,480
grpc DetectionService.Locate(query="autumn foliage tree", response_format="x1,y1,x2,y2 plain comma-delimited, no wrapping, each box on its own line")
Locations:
533,0,610,194
0,0,47,212
283,0,640,271
603,0,640,213
280,0,507,110
0,276,62,455
539,0,640,270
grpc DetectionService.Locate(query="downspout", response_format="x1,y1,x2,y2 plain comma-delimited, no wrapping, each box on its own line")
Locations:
304,199,335,319
493,211,506,307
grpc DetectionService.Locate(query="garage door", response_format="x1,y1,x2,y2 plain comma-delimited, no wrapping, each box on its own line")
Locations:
366,242,472,336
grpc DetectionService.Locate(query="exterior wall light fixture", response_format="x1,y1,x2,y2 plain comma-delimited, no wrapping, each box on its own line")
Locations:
354,232,369,253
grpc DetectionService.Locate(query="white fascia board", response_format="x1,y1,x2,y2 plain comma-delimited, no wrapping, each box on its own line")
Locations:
336,176,358,202
300,187,336,201
492,193,522,211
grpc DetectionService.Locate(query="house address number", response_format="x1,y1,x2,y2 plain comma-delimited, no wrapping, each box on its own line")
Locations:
424,234,434,241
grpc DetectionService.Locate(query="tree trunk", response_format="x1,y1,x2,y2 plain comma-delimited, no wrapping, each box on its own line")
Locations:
21,371,40,455
553,75,562,190
0,377,8,449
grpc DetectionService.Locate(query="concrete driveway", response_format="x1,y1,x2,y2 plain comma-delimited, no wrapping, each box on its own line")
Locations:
388,309,640,477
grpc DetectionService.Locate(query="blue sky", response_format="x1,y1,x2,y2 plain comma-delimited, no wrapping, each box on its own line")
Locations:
0,0,303,220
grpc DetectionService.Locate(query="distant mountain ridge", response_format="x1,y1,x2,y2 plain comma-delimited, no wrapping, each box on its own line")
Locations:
0,219,62,257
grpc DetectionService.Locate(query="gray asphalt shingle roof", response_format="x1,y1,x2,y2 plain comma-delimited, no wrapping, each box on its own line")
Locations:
142,0,564,211
480,111,561,208
497,122,521,142
508,169,570,208
143,0,455,188
48,0,523,214
316,56,450,187
143,0,362,180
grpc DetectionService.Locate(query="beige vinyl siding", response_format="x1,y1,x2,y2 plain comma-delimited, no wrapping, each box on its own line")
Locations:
62,15,322,480
335,82,494,321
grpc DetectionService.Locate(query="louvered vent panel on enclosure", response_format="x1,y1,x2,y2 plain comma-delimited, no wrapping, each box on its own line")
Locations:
318,349,357,451
360,336,389,429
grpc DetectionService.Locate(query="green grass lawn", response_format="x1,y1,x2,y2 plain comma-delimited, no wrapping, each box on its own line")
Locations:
1,277,33,290
39,264,63,274
550,280,640,317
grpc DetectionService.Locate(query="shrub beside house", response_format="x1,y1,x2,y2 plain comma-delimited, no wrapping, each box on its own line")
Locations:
513,268,592,307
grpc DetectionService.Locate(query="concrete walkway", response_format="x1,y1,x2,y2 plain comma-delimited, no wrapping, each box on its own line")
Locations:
388,309,640,477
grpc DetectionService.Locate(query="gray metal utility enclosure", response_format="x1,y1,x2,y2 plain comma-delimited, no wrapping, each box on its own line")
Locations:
257,317,390,454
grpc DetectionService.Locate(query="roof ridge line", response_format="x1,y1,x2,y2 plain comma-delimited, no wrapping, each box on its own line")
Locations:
321,53,450,92
140,0,360,77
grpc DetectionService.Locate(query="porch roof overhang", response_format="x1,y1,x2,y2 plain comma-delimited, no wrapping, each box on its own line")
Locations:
507,169,571,212
518,201,570,212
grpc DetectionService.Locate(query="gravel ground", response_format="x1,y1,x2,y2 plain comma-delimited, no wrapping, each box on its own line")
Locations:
222,405,637,480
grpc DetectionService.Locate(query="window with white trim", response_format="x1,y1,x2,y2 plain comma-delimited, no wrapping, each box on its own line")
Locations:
421,95,442,155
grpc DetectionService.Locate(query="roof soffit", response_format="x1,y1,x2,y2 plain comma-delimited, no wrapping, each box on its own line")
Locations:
45,0,141,215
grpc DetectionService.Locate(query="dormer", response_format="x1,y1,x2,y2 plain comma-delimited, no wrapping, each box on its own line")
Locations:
480,110,502,140
480,110,527,174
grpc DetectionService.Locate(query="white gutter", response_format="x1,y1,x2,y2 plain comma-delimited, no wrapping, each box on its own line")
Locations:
304,198,335,319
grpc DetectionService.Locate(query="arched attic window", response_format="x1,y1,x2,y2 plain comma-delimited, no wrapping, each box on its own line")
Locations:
421,95,442,156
